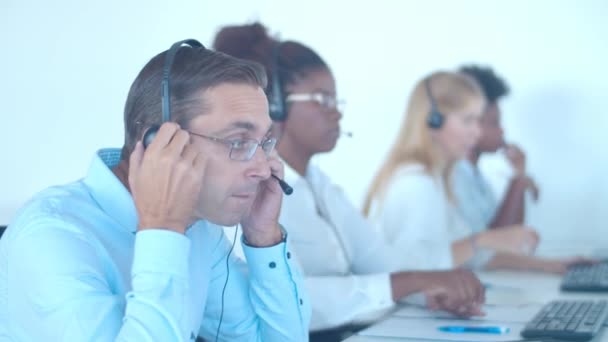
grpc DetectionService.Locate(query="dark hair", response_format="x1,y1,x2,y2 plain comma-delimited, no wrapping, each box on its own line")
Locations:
121,46,267,159
459,65,510,104
212,22,328,98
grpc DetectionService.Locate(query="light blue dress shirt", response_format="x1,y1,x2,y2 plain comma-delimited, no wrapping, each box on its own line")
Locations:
451,159,498,233
0,148,310,341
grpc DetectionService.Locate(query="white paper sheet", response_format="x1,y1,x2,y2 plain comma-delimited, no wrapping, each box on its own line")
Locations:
359,317,525,341
392,303,542,323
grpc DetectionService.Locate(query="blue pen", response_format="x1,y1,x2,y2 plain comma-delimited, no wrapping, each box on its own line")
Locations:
438,326,510,334
482,282,521,292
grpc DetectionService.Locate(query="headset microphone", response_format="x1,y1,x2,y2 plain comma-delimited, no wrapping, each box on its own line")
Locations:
271,174,293,195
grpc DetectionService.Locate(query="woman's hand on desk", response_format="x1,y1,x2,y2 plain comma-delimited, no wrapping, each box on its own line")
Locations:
533,256,597,274
476,225,540,255
391,269,486,318
488,253,598,274
424,270,486,317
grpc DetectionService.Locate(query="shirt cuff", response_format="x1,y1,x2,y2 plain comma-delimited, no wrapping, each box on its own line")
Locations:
132,229,191,278
241,235,294,280
348,273,395,325
360,273,395,309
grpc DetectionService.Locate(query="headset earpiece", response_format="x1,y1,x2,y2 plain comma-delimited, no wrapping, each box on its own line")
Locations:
268,42,286,122
142,125,160,148
427,109,444,129
425,78,444,129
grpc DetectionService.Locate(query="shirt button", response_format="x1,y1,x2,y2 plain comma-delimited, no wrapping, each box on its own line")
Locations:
287,252,291,259
269,261,276,268
300,299,304,305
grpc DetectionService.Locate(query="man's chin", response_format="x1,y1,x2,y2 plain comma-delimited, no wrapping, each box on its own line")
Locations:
202,210,246,228
480,142,503,153
205,216,241,227
198,199,253,227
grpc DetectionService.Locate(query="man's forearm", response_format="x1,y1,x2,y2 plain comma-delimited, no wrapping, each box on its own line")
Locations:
241,239,310,341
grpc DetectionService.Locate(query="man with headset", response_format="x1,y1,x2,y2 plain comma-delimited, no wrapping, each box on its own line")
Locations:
0,40,310,341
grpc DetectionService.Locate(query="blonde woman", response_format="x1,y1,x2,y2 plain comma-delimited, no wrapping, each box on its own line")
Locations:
364,71,584,273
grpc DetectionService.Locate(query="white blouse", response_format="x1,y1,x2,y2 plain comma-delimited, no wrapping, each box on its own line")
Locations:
368,163,458,271
278,162,420,331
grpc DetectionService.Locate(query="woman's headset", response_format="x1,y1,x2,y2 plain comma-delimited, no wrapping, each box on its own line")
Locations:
268,41,287,122
425,77,445,129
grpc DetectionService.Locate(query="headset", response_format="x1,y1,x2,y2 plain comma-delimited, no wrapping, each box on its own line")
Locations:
268,42,287,122
425,77,445,129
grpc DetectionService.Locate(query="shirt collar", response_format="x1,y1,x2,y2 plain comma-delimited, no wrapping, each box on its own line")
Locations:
82,148,138,234
456,159,476,176
282,159,323,186
282,160,303,186
282,159,331,197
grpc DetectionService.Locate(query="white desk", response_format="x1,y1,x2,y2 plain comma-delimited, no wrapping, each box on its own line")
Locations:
344,269,608,342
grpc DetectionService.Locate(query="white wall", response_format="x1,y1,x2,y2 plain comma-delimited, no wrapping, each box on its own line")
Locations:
2,0,607,246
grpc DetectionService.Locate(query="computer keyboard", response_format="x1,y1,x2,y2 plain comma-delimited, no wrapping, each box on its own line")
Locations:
562,262,608,292
521,300,608,341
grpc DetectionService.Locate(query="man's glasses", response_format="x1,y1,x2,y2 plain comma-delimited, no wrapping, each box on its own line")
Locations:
189,132,277,162
285,92,345,112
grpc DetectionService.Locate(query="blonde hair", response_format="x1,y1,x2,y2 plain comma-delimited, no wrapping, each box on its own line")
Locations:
363,71,484,215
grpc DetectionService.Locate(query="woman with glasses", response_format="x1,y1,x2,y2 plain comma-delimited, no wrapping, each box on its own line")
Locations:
364,71,587,274
214,23,486,342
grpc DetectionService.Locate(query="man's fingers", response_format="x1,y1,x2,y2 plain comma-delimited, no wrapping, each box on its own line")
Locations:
193,149,206,173
267,157,284,180
166,129,191,157
146,122,180,152
181,142,200,166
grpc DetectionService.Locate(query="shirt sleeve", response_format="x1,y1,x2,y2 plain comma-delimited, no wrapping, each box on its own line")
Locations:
329,186,433,274
6,219,195,341
451,162,491,233
372,172,453,271
197,230,310,341
276,176,399,331
304,273,393,331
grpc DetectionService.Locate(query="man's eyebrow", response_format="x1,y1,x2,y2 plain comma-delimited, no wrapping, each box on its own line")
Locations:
214,121,257,135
